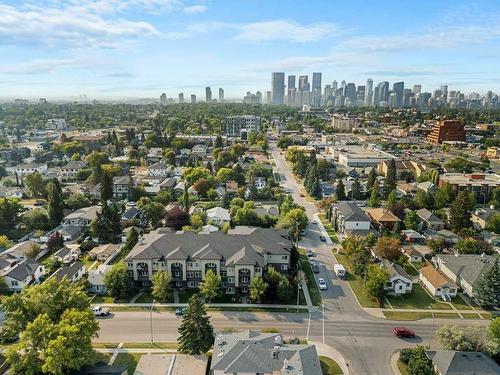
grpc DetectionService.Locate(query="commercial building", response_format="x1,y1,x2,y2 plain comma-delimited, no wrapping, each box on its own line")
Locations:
221,115,261,139
218,88,224,102
125,227,292,294
335,145,394,167
178,92,184,103
312,72,322,107
426,119,465,144
331,114,358,131
160,93,167,106
205,87,212,102
438,173,500,200
271,72,285,105
191,94,196,104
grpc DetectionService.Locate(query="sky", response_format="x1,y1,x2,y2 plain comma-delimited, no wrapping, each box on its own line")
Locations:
0,0,500,100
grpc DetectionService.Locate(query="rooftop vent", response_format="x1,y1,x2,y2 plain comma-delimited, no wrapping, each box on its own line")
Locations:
272,350,279,359
283,359,289,370
274,335,283,346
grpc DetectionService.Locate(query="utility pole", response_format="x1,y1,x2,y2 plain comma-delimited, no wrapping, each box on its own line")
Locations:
150,299,156,344
428,305,435,348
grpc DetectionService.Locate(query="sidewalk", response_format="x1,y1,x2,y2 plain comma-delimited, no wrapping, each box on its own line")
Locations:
93,302,310,310
313,213,334,246
300,279,314,312
309,341,350,375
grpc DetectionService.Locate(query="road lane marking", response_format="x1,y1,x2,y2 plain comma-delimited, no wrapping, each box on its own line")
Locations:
322,304,325,344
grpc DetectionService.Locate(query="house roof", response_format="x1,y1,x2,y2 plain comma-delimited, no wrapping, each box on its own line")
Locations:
416,208,445,224
401,229,426,240
64,206,99,221
89,244,117,257
426,350,500,375
3,259,42,281
1,240,38,258
420,265,457,289
335,202,371,222
52,261,83,282
206,207,231,221
148,162,169,170
365,208,400,223
63,160,88,169
417,181,437,191
436,254,495,289
134,354,208,375
382,259,411,281
211,330,323,375
126,228,291,266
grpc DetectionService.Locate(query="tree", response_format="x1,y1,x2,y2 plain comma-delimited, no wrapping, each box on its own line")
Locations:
474,257,500,309
374,237,401,261
351,178,362,200
47,178,64,227
25,171,45,198
91,202,121,243
383,159,397,198
46,231,64,252
386,191,397,211
365,264,389,303
65,193,91,210
24,208,50,231
399,346,435,375
138,198,165,228
178,293,214,355
277,278,293,303
485,318,500,357
367,185,380,208
190,214,204,231
404,211,420,231
151,271,172,302
193,178,211,196
0,198,23,234
104,262,133,300
342,236,370,277
486,213,500,234
123,227,139,252
437,324,483,351
248,276,268,303
449,191,476,232
165,205,190,229
367,168,377,191
200,269,221,302
100,169,113,203
309,177,322,199
335,180,346,201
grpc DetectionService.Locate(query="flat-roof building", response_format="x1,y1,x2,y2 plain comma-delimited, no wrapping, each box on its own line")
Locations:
427,119,465,144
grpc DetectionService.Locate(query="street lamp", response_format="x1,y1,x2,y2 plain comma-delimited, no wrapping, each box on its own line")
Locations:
296,270,305,313
150,299,156,344
428,305,435,349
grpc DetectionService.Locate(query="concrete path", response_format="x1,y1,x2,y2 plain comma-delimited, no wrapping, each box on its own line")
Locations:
390,351,402,375
107,342,123,365
310,341,350,375
300,279,313,312
130,292,143,303
173,289,179,303
100,347,177,354
94,302,309,310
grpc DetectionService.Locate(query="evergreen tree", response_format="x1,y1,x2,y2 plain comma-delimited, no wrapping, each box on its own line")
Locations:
386,191,397,211
351,178,362,200
305,164,317,193
47,178,64,227
178,294,214,355
449,191,476,232
368,185,380,207
310,177,322,199
335,180,346,201
100,169,113,203
475,257,500,309
214,135,223,149
383,159,397,198
367,168,377,191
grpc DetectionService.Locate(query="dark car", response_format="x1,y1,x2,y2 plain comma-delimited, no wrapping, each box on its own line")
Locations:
175,307,186,316
319,235,326,242
393,327,415,338
306,248,314,257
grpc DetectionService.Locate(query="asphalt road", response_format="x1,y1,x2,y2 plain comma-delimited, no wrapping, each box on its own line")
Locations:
97,142,489,375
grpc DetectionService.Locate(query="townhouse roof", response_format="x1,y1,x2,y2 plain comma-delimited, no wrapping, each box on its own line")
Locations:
126,228,291,265
420,265,457,289
211,330,323,375
335,201,371,222
435,254,495,289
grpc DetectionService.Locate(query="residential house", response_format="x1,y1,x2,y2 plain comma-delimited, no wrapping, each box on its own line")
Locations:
14,162,48,176
0,186,23,199
206,207,231,228
53,246,80,264
51,261,85,282
401,245,425,263
210,330,323,375
401,229,426,244
89,243,118,262
419,265,458,300
416,208,445,231
121,206,147,227
59,160,88,178
416,181,438,194
425,350,500,375
331,202,372,236
381,259,413,295
396,181,419,198
125,227,292,293
88,264,111,294
40,225,82,243
320,182,335,197
434,254,495,298
365,208,400,231
147,162,170,178
76,364,128,375
113,176,132,200
472,207,497,230
135,354,208,375
1,240,39,260
63,206,99,227
0,259,45,291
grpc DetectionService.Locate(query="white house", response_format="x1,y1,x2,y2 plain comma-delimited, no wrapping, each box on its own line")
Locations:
59,160,88,178
147,162,170,178
88,264,111,294
419,265,458,300
63,206,99,227
1,259,45,291
331,202,371,235
14,163,48,176
382,259,413,295
206,207,231,227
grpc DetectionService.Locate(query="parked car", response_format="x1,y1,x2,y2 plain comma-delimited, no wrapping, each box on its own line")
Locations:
306,248,314,257
310,260,320,273
319,235,326,242
311,220,317,224
393,327,415,338
318,278,328,290
175,307,186,316
92,306,110,316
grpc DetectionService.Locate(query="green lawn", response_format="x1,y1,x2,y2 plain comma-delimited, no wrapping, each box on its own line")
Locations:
401,262,419,277
91,351,112,365
334,253,380,308
122,342,178,349
114,353,142,375
92,343,120,349
450,295,473,310
90,294,115,304
298,250,322,306
384,284,453,310
317,214,338,243
384,311,460,321
461,313,485,319
178,289,198,303
135,292,174,303
320,356,343,375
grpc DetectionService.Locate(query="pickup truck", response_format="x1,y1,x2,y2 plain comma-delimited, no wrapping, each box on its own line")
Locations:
92,306,110,316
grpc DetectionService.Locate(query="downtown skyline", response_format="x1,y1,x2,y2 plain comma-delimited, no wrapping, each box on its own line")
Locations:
1,0,500,98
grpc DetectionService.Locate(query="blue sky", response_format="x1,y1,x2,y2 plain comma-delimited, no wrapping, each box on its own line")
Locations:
0,0,499,99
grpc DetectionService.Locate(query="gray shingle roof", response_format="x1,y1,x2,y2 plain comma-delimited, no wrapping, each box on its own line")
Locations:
335,202,370,222
416,208,444,224
4,259,42,281
436,254,495,289
126,228,291,265
426,350,500,375
52,261,83,282
211,330,323,375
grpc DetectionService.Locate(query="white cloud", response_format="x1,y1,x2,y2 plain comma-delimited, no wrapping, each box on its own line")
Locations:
0,58,96,74
234,20,336,42
183,5,207,14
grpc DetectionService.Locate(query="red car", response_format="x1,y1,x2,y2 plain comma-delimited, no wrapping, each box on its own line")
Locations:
393,327,415,338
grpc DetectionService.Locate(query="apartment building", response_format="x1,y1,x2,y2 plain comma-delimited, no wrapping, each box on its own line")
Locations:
221,115,261,139
438,173,500,200
125,227,292,294
426,119,465,144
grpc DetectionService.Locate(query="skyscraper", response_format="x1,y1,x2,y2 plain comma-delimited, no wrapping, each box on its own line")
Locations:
206,87,212,102
266,91,272,104
287,75,296,105
345,83,356,104
365,78,373,106
191,94,196,104
332,80,338,92
298,76,308,91
160,93,167,106
375,81,389,106
413,85,422,94
312,72,322,107
178,93,184,103
219,88,224,102
256,91,262,103
271,72,285,105
392,81,404,107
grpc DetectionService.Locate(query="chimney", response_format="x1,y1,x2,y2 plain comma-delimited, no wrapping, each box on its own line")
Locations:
138,236,144,245
282,358,289,370
272,350,279,359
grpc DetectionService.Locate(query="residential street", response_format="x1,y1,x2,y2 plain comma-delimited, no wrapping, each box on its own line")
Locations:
97,142,491,375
